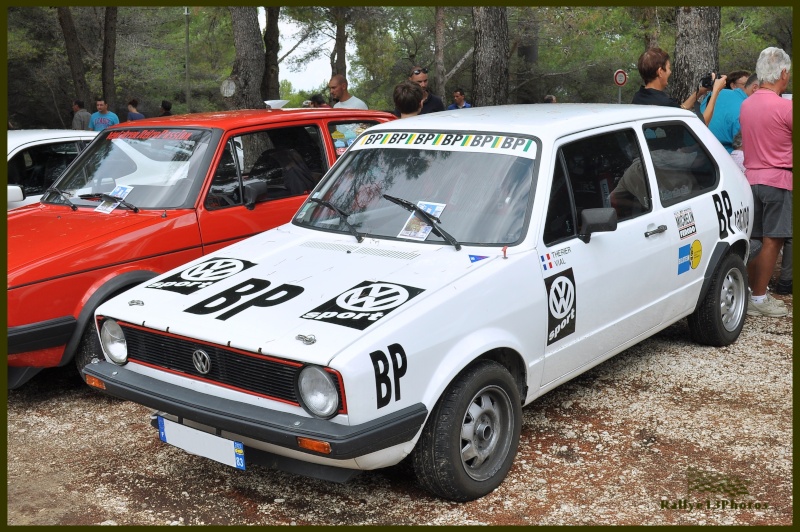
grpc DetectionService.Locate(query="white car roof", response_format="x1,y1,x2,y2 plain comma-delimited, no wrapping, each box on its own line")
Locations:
369,103,698,142
7,129,98,154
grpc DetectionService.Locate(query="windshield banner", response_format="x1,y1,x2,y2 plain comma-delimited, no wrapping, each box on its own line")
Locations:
353,131,538,158
107,130,194,141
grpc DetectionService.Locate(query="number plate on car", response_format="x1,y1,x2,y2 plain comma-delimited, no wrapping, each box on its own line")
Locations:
157,416,245,470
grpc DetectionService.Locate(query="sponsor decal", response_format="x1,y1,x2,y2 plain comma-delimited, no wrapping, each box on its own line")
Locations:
370,343,408,409
107,129,193,140
541,246,570,271
712,190,735,239
301,281,424,330
545,268,576,345
184,278,304,320
469,255,489,263
734,205,750,235
674,207,697,240
678,240,703,275
148,258,256,295
355,131,537,157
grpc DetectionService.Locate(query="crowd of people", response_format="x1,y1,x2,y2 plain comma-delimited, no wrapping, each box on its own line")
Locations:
70,97,173,131
631,46,792,317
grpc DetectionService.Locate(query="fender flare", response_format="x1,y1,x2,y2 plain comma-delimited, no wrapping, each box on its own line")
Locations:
692,241,732,314
58,270,160,367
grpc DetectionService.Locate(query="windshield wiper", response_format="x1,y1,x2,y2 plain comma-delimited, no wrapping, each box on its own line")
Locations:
78,193,140,213
382,194,461,251
308,197,363,243
46,187,77,211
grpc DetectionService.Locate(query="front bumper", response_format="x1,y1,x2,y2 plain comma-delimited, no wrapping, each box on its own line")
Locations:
83,360,428,461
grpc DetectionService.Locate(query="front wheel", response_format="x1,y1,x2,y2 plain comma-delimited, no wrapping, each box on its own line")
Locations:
688,252,748,346
412,360,522,501
75,323,103,382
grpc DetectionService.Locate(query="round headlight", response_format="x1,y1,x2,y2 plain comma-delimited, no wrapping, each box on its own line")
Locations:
100,319,128,364
297,366,339,419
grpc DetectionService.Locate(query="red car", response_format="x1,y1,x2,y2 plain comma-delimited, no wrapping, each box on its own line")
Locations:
7,108,395,388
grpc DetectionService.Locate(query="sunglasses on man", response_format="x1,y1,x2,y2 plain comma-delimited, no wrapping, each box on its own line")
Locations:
412,68,428,76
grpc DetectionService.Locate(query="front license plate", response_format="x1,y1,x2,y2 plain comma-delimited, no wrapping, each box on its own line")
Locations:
157,416,246,470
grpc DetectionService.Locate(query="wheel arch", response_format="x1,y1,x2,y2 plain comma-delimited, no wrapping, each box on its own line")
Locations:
58,270,160,367
693,240,744,315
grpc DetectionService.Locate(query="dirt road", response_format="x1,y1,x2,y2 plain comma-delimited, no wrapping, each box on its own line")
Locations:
6,299,792,525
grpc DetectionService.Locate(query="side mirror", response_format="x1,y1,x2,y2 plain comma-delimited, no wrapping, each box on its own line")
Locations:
578,207,617,243
7,185,25,203
243,180,268,210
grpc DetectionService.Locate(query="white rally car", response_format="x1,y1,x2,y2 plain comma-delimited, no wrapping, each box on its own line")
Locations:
86,104,753,501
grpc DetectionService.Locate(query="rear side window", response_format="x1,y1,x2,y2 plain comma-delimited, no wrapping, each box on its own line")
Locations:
642,122,718,207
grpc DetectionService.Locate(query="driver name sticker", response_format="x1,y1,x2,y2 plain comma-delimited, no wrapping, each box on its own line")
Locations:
301,281,424,330
147,258,256,294
95,184,134,214
398,201,446,241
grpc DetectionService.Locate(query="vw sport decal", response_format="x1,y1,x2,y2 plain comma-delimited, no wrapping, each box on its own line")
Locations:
545,268,577,345
147,258,256,295
301,281,424,330
354,131,538,158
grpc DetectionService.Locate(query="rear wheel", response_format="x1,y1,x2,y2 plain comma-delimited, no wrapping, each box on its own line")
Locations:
688,253,748,346
412,360,521,501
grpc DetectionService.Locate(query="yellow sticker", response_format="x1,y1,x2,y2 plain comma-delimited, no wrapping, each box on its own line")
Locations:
690,240,702,269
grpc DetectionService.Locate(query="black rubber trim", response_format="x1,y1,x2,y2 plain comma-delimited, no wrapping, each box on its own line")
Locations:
84,361,428,460
693,241,730,314
7,316,77,354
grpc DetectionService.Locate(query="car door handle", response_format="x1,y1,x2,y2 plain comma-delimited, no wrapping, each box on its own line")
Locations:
644,225,668,237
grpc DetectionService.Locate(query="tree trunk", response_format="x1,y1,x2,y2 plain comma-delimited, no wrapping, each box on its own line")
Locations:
472,7,509,107
226,7,266,110
57,7,91,107
432,7,445,97
331,7,348,77
261,6,281,100
102,7,117,109
672,6,720,103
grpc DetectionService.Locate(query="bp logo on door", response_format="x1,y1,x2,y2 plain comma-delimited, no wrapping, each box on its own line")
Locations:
545,268,577,345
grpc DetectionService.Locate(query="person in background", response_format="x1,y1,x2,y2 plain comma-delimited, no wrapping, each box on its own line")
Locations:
740,47,792,317
543,94,557,103
726,70,751,90
88,97,119,131
127,99,145,121
447,88,472,110
631,47,726,125
774,238,792,295
328,74,368,109
71,100,91,130
159,100,173,116
407,66,444,114
309,94,332,108
730,132,745,173
393,81,424,118
701,72,759,152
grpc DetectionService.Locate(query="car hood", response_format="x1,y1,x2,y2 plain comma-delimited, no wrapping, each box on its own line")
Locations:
97,225,503,366
7,205,200,287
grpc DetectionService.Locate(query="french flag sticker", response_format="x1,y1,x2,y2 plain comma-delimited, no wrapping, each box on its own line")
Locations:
540,253,553,270
469,255,489,263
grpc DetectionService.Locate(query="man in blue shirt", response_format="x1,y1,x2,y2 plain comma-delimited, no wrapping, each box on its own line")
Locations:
89,97,120,131
700,73,759,152
447,88,472,110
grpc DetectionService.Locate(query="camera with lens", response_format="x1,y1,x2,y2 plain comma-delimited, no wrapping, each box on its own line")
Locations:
700,72,715,89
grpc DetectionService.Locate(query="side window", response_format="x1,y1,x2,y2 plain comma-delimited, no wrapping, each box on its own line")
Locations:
328,121,380,158
8,142,82,195
642,123,718,207
543,155,576,245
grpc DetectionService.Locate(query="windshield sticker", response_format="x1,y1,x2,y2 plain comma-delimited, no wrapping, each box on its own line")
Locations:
546,268,577,345
673,207,697,240
147,258,256,295
398,201,446,241
107,130,194,140
355,131,538,158
678,240,702,275
94,184,134,214
301,281,424,330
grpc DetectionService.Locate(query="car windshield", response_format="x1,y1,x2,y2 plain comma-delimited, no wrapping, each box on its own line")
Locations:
293,131,538,246
42,128,212,210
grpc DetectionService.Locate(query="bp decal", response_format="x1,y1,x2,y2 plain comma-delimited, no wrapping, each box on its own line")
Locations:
147,258,256,295
301,281,424,330
545,268,576,345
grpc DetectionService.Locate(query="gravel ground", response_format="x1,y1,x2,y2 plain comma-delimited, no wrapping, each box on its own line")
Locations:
6,294,792,525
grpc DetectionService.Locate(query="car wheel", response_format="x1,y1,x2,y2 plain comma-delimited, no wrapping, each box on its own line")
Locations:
412,360,521,501
688,252,748,346
74,323,102,382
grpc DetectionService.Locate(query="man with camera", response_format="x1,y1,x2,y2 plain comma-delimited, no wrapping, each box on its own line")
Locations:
632,47,726,125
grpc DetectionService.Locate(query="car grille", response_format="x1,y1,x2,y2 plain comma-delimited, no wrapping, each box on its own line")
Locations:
118,322,341,406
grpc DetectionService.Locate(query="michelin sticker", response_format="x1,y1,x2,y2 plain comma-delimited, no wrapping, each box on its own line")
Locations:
147,258,256,295
545,268,576,345
673,207,697,240
301,281,424,330
354,131,538,158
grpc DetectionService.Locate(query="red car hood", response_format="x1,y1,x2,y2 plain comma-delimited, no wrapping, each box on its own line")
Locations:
7,204,200,288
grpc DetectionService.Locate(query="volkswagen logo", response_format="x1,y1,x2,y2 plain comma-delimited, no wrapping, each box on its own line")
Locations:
336,283,410,312
181,258,246,282
548,276,575,319
192,349,212,374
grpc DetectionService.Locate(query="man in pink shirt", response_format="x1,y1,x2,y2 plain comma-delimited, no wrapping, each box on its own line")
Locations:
739,47,793,317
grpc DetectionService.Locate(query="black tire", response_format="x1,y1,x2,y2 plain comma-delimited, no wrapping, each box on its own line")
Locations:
688,252,748,346
412,360,522,501
74,323,102,382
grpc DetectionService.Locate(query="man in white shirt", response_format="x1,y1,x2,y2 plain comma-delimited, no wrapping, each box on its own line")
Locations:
329,74,368,109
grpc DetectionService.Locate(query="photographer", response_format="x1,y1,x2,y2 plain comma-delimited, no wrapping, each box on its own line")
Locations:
632,47,726,126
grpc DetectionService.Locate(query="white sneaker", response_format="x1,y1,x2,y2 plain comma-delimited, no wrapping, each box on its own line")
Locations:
747,294,788,317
